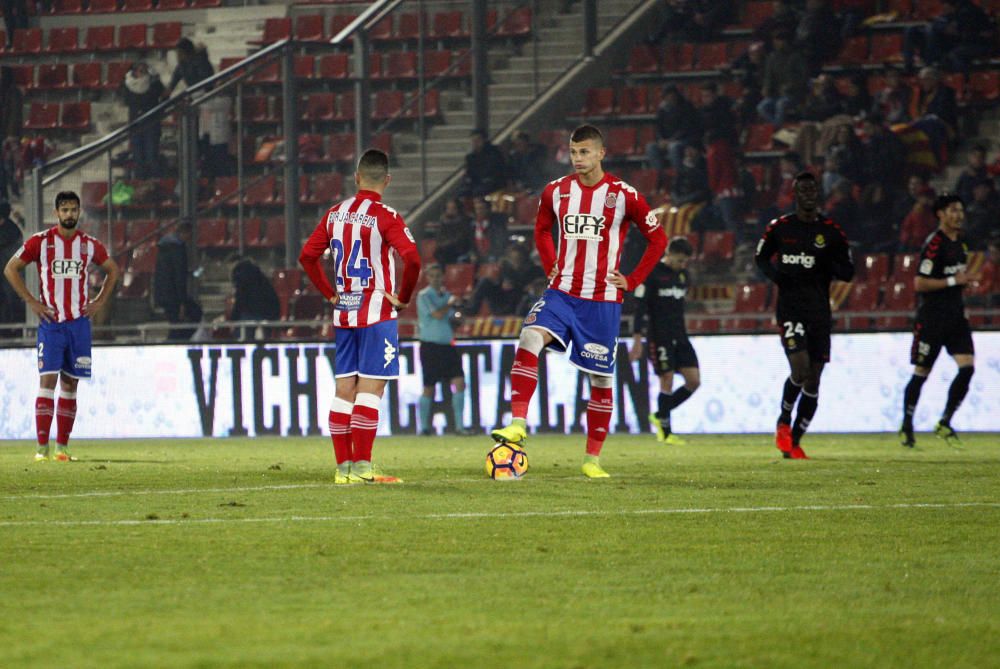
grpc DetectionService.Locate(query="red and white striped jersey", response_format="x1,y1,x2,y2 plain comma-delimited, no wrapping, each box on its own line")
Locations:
535,172,667,302
17,227,109,323
299,189,420,329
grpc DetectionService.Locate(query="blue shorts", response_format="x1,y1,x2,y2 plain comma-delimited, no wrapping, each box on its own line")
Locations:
38,318,93,378
523,289,621,376
335,319,400,379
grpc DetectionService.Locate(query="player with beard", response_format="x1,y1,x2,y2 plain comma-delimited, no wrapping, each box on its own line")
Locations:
899,193,980,448
3,191,119,462
754,173,854,459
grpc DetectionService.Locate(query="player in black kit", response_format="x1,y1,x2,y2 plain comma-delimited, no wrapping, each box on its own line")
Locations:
899,193,980,448
629,237,700,445
754,172,854,459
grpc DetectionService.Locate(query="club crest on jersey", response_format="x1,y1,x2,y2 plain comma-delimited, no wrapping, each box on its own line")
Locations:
604,192,617,209
814,234,826,249
51,259,84,278
562,214,605,241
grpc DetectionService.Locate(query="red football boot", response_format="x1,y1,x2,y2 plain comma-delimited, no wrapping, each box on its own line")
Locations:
775,423,793,458
789,445,809,460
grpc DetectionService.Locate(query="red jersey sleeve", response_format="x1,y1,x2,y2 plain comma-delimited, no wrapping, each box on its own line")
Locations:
534,182,558,276
92,238,109,265
624,188,667,291
298,218,336,301
17,234,42,263
380,210,421,305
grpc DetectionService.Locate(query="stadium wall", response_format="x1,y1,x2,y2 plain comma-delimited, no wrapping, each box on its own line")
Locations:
0,333,997,439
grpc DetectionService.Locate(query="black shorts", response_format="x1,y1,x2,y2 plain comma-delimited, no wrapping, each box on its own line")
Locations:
647,333,699,375
419,341,464,387
777,316,831,363
910,316,974,368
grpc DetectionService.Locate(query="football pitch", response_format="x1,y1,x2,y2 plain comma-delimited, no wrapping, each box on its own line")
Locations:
2,433,998,669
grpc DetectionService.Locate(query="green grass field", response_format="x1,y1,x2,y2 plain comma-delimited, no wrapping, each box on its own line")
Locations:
2,433,999,669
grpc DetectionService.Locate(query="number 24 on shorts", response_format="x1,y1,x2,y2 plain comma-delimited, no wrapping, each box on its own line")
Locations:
329,239,373,288
783,321,805,339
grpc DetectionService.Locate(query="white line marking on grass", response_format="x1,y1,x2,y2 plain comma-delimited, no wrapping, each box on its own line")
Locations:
1,501,998,528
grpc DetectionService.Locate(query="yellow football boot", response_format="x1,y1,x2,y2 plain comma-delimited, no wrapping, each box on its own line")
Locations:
491,422,527,447
581,460,611,479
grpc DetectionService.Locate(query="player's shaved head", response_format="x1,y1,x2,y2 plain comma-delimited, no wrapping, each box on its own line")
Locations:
571,124,604,146
357,149,389,186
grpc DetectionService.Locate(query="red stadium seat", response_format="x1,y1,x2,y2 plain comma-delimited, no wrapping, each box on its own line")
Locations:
273,268,302,297
615,86,648,116
212,176,239,205
51,0,84,13
846,281,879,311
61,102,91,131
698,42,728,70
423,50,452,78
332,92,355,122
85,26,116,51
244,175,277,206
81,182,109,212
152,22,182,49
87,0,117,11
243,96,273,124
368,53,384,80
372,132,392,156
119,271,151,298
105,62,131,89
373,90,405,120
666,43,697,72
870,33,904,63
744,124,775,152
734,283,769,312
294,55,315,79
12,28,43,54
36,64,69,89
627,168,659,196
72,62,103,90
118,24,148,50
297,134,328,164
605,127,638,157
24,103,60,131
969,71,1000,102
190,0,222,7
496,7,531,37
894,253,920,280
686,316,720,334
158,0,187,9
397,12,425,40
329,14,358,39
258,17,291,44
431,11,466,39
198,218,231,248
302,93,336,122
257,217,285,248
858,253,890,284
626,46,659,74
312,173,344,203
582,87,615,117
740,1,775,28
296,14,324,41
327,134,356,164
876,281,915,329
123,0,152,10
385,51,418,79
48,26,79,52
239,218,264,247
369,15,393,41
9,65,33,89
319,53,350,79
444,263,475,296
128,220,159,244
701,231,735,263
110,220,127,252
839,35,869,65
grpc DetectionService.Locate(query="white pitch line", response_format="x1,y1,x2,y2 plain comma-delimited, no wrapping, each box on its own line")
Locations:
1,501,998,528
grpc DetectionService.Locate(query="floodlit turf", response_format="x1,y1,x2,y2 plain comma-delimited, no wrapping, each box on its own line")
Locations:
2,433,999,669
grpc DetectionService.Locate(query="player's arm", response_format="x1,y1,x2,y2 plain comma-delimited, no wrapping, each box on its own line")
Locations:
914,253,976,292
754,220,784,285
535,183,557,278
828,224,855,282
85,256,120,315
298,220,337,304
383,218,421,309
628,282,650,362
3,239,55,321
619,195,667,291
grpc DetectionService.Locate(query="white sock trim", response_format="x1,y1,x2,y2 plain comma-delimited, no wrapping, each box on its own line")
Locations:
330,396,353,414
354,392,381,410
518,327,545,355
589,374,614,389
37,389,55,400
59,391,77,400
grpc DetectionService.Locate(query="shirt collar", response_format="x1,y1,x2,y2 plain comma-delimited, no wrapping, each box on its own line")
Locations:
356,189,382,202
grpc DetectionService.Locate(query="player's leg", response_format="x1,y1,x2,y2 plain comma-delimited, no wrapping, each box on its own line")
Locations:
581,373,614,479
649,369,675,443
53,373,80,461
349,320,402,483
34,373,58,461
776,349,810,456
450,375,468,434
418,342,436,436
662,366,700,445
789,359,824,459
330,327,359,483
901,321,941,447
936,353,974,446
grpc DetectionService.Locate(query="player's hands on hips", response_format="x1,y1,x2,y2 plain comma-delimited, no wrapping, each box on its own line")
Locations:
329,293,340,307
82,297,106,317
608,270,629,290
385,292,407,310
955,270,981,286
29,299,56,322
628,336,644,362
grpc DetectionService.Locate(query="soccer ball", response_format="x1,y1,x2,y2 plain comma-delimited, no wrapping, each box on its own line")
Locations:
485,442,528,480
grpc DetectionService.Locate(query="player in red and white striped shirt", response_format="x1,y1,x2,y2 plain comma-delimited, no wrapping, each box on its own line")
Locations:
492,125,667,477
4,191,119,462
299,149,421,484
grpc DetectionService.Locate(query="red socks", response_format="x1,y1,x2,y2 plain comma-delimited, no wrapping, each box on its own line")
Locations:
56,391,77,446
35,389,55,446
510,349,539,420
585,385,614,456
350,393,381,463
328,397,353,465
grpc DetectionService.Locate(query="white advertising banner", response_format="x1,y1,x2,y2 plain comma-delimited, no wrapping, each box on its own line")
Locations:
0,333,997,439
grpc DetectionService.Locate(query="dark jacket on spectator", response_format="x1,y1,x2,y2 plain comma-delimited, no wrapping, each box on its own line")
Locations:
672,155,711,206
120,66,165,123
462,141,507,197
169,46,214,92
862,123,907,193
154,232,188,311
795,1,842,72
917,82,959,134
0,68,23,141
699,94,739,145
762,44,809,102
653,93,703,145
507,141,548,192
231,259,280,321
434,212,473,266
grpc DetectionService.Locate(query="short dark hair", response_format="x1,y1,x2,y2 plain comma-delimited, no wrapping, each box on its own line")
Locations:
424,263,443,274
933,192,963,215
54,191,80,209
570,124,603,145
668,237,694,256
357,149,389,183
793,171,817,184
176,37,195,55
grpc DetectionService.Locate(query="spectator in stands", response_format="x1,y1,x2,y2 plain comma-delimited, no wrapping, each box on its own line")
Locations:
758,151,802,227
154,221,201,341
840,73,872,119
646,84,703,173
801,74,844,122
229,258,280,339
825,178,861,243
433,198,472,266
861,113,906,198
671,142,711,208
757,31,809,126
730,41,766,124
459,129,506,197
903,0,996,75
465,244,543,316
825,124,864,191
469,197,508,264
119,62,165,179
165,38,215,96
954,144,989,205
753,1,800,45
649,0,734,43
515,275,549,318
915,66,959,136
964,177,999,246
898,185,937,251
1,0,28,49
794,0,842,74
891,173,929,233
697,81,739,146
705,130,744,232
870,65,913,124
506,130,548,193
0,201,24,330
0,67,23,201
858,182,896,253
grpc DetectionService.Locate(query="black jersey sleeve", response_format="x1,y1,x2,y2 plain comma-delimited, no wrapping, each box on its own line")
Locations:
754,219,784,285
632,280,651,335
827,222,855,282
